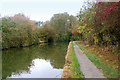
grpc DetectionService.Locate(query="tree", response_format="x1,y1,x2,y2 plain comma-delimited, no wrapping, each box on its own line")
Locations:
49,12,78,41
77,1,120,49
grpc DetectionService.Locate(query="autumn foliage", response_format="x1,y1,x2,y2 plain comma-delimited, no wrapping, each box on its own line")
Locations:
2,13,79,49
77,1,120,52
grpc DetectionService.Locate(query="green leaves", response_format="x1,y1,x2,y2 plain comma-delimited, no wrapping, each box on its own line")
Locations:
76,1,120,49
2,14,40,49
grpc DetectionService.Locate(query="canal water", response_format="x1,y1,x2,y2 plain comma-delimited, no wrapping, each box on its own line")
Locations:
2,42,68,79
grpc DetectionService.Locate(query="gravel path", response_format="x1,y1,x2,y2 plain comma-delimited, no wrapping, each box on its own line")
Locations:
73,41,106,78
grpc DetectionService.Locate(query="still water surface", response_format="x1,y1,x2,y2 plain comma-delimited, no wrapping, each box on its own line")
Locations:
2,43,68,79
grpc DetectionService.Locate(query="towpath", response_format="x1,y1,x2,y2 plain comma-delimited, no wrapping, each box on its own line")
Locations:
73,41,106,78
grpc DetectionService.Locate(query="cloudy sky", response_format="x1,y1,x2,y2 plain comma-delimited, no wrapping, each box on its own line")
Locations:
0,0,87,22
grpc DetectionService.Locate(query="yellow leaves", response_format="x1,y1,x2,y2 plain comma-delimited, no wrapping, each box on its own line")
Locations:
77,26,85,30
93,36,98,44
77,31,82,33
77,25,86,34
87,28,93,34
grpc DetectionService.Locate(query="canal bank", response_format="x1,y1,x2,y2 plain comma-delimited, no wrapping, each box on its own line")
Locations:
1,41,46,51
61,42,72,78
61,41,83,78
62,41,120,78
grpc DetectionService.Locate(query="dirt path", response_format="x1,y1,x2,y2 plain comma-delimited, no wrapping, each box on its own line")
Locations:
73,41,106,78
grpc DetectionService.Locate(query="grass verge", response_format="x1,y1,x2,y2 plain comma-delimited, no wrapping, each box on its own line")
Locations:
75,41,120,78
70,42,83,78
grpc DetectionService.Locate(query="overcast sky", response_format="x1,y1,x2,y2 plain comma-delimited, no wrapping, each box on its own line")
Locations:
0,0,87,22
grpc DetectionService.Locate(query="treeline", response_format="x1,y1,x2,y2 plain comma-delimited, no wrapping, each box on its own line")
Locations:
2,1,120,52
43,12,80,42
2,14,40,49
2,13,79,49
76,2,120,52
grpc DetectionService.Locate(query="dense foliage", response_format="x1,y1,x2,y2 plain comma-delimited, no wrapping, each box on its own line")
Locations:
2,14,40,49
2,13,79,49
44,12,79,42
2,2,120,52
77,2,120,52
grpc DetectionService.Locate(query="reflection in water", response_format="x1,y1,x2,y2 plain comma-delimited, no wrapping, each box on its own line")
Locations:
10,59,63,78
2,42,68,79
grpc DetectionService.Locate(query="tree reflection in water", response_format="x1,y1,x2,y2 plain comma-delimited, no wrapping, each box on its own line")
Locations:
2,42,68,79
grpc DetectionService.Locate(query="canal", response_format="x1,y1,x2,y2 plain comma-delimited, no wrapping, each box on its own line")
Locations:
2,42,68,79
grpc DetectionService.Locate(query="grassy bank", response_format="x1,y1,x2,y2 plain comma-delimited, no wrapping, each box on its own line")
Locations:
70,42,83,78
75,41,120,78
61,42,83,78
